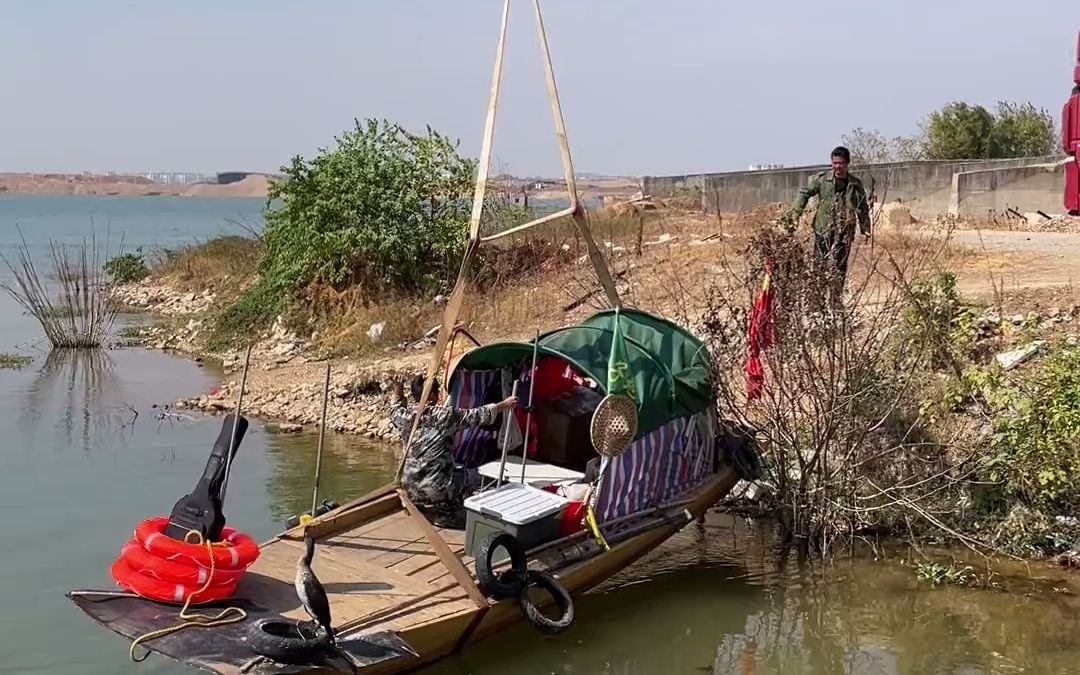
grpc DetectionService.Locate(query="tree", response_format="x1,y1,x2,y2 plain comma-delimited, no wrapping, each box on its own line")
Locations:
841,127,928,165
892,134,927,161
923,102,996,160
211,119,476,345
919,100,1057,160
841,128,894,165
990,101,1057,158
260,118,476,297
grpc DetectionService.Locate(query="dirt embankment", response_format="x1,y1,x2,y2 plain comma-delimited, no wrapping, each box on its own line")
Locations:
0,173,269,198
111,205,1080,439
114,281,422,442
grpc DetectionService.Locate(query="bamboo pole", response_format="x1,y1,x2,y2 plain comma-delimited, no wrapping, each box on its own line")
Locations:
220,344,253,504
395,0,511,485
311,363,332,516
397,489,489,610
531,0,620,308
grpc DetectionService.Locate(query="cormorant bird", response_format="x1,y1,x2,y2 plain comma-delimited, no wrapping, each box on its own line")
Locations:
295,532,334,643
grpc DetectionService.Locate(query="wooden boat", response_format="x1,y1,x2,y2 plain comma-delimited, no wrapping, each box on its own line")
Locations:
69,308,746,674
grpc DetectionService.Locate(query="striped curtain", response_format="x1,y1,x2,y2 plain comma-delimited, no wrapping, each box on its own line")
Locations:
448,368,502,467
595,407,718,521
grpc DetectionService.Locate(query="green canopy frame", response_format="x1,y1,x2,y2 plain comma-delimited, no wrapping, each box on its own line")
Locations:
451,308,715,439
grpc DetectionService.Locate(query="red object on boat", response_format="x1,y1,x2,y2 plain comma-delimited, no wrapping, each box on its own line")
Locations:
746,264,776,401
537,485,587,536
134,517,260,570
120,539,246,585
111,558,240,605
516,357,588,458
560,501,587,536
111,517,260,605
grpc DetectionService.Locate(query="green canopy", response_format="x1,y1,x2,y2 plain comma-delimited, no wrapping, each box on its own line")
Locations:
452,309,714,437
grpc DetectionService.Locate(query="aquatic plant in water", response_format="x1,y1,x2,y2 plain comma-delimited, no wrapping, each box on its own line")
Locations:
0,353,32,369
0,231,119,349
915,561,977,587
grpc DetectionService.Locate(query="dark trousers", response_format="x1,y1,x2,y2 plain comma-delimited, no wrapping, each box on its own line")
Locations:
814,230,852,307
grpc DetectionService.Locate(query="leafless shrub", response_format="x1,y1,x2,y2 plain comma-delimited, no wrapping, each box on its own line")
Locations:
1,231,119,349
701,214,991,554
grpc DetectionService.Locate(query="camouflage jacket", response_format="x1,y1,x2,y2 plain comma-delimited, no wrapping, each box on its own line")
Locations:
390,397,498,515
789,171,872,237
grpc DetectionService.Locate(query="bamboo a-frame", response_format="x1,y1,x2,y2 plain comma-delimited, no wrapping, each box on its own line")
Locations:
390,0,624,634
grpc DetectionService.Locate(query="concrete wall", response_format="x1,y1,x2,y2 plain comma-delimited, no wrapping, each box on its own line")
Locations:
950,160,1068,217
642,156,1062,219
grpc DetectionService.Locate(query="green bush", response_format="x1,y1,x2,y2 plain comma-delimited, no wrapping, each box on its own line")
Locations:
211,119,476,344
262,118,474,294
981,347,1080,512
104,252,149,283
921,101,1057,160
898,272,975,373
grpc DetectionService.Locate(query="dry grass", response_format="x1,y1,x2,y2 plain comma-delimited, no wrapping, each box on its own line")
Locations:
140,206,993,362
152,235,260,297
306,287,439,357
460,207,982,349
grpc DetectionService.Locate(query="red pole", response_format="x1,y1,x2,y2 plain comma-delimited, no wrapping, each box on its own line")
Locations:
1074,29,1080,85
1065,31,1080,215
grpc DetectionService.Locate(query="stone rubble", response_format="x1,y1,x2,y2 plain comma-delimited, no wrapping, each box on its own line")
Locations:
173,363,417,441
111,279,424,443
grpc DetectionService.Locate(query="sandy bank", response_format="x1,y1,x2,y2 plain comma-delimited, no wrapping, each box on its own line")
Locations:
0,173,269,198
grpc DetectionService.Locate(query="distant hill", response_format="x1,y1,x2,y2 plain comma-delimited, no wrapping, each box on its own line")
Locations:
0,172,270,198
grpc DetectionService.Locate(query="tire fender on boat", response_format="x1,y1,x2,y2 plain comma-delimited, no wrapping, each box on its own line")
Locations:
134,517,260,570
517,570,574,635
474,532,527,599
246,618,332,665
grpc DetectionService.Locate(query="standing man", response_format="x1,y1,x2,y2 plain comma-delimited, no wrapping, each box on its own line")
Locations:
787,146,872,303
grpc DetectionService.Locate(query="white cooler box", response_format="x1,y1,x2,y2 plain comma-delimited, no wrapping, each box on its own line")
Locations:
463,483,568,562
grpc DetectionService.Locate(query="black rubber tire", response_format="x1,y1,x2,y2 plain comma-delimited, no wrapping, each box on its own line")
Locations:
517,570,575,635
474,532,527,599
246,618,330,665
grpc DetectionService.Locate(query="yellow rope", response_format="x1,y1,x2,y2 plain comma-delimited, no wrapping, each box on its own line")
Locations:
582,484,610,551
128,530,248,663
585,506,610,551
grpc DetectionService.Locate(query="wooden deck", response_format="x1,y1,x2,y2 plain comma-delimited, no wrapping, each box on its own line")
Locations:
244,497,478,642
229,468,738,674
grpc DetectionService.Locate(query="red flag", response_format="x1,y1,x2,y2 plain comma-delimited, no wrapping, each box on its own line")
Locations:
746,263,775,401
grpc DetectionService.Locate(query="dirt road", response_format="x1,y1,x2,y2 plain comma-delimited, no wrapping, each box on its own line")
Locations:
950,230,1080,299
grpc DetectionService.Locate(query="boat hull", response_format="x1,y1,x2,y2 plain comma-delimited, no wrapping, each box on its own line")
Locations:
69,468,737,675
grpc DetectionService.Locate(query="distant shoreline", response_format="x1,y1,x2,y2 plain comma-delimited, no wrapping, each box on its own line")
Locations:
0,172,269,198
0,172,642,202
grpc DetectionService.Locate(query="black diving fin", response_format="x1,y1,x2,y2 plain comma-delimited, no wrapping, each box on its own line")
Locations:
165,414,248,542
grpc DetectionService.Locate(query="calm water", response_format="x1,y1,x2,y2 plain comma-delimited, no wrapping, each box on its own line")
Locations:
1,196,1078,675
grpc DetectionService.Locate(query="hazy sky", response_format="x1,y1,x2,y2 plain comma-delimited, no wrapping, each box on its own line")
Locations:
2,1,1076,177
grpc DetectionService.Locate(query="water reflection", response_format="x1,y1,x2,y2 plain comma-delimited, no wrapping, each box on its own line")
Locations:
260,431,397,526
20,348,125,450
425,513,1080,675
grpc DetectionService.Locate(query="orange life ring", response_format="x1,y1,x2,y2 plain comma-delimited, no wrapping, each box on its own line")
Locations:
120,540,245,586
134,517,260,570
111,558,239,605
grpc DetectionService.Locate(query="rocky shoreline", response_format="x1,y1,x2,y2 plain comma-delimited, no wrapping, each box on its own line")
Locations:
113,279,426,443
